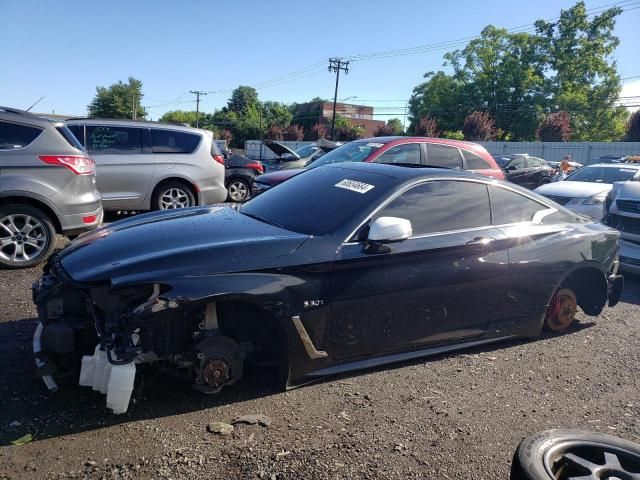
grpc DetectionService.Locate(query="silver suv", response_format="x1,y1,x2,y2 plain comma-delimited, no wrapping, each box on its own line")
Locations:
0,107,102,268
604,177,640,274
66,119,227,211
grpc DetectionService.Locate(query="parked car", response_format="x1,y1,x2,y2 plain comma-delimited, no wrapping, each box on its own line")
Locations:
66,119,227,211
260,139,342,173
534,163,640,220
222,149,264,202
493,154,553,189
583,154,627,166
0,107,102,268
604,180,640,274
33,162,622,413
252,136,504,196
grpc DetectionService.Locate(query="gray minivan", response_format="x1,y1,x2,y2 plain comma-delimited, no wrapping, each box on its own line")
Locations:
0,107,102,268
66,119,227,211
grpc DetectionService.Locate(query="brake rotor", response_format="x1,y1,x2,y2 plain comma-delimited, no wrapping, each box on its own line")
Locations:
202,358,231,388
545,288,578,332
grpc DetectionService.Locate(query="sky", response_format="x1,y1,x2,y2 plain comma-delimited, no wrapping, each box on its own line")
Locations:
1,0,639,122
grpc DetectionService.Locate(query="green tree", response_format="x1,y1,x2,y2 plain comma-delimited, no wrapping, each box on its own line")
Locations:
627,110,640,142
409,71,464,133
88,77,146,119
159,110,199,126
227,86,259,113
263,101,293,128
535,1,627,140
386,118,405,135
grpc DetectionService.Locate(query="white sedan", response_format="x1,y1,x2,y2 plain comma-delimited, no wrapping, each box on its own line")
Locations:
534,163,640,220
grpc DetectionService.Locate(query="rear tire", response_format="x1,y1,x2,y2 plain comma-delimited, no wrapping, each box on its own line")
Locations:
0,204,56,269
226,178,250,202
152,181,196,211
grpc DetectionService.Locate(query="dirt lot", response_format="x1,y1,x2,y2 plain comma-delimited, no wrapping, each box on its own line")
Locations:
1,240,639,479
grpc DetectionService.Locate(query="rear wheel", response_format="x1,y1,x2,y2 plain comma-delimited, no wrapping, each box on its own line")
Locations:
152,181,196,211
544,288,577,332
0,204,56,269
226,178,250,202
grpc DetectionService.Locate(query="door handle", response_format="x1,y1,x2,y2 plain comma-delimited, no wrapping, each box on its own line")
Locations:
466,237,495,248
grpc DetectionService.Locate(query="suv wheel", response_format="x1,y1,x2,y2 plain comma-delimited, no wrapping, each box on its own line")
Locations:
227,178,250,202
0,204,56,269
153,182,196,210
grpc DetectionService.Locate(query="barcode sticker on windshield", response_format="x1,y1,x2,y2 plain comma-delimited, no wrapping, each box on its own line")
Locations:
335,179,375,194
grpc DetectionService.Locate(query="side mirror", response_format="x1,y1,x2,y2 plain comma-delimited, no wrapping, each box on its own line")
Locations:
368,217,412,243
507,165,518,171
222,151,229,159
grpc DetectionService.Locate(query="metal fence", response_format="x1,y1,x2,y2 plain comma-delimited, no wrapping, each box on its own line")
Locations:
245,139,640,163
478,141,640,163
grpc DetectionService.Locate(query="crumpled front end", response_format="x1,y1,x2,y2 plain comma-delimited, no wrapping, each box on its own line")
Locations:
32,256,249,414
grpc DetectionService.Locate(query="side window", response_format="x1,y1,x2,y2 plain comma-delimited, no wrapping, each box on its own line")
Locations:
527,157,543,168
376,181,491,236
462,149,491,170
508,156,527,170
373,143,421,165
426,144,463,169
0,121,42,150
151,129,201,154
67,124,84,146
86,126,143,154
490,186,556,224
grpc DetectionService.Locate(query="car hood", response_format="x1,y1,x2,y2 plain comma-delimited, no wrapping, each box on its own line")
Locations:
262,140,299,158
609,180,640,201
58,206,310,285
255,168,305,186
535,181,612,198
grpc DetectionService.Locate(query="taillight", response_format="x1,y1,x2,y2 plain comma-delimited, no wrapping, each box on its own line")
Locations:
212,154,225,165
39,155,95,175
82,215,98,224
246,161,264,173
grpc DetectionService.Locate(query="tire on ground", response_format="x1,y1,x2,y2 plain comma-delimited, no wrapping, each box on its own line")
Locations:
226,178,250,202
151,180,196,211
0,203,57,269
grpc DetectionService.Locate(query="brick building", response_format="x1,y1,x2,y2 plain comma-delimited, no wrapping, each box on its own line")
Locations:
294,101,385,137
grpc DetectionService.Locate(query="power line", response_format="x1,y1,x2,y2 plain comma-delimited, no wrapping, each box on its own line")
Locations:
328,58,350,140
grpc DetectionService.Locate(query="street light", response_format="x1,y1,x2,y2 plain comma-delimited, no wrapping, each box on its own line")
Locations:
339,96,358,102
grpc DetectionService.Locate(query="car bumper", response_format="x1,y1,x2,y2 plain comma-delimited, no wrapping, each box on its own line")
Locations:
198,184,228,205
619,239,640,275
58,202,103,234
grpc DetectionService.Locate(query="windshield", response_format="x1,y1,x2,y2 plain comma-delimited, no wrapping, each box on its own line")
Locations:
307,141,384,169
565,166,638,183
294,144,318,157
240,166,391,235
495,156,512,167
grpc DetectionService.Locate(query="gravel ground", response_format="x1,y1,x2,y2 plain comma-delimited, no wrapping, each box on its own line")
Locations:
1,239,639,479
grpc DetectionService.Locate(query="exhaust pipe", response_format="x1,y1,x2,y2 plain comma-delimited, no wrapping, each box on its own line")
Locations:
33,323,58,392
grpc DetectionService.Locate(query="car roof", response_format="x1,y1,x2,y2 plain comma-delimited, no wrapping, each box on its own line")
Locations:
66,118,208,133
356,136,486,150
324,160,479,180
0,106,63,127
586,163,640,169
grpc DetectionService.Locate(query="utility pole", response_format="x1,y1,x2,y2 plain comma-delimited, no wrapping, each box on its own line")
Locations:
132,91,137,120
190,90,207,128
328,58,350,140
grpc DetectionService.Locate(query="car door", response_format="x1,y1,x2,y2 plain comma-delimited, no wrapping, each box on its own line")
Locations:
85,124,154,210
424,143,463,169
504,156,528,186
371,142,422,165
330,179,510,360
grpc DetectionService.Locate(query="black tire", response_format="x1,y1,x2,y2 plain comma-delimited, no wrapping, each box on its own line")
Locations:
511,429,640,480
151,181,196,211
226,178,250,202
0,204,57,269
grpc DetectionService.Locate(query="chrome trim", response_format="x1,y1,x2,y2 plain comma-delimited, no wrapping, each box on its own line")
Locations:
292,315,328,359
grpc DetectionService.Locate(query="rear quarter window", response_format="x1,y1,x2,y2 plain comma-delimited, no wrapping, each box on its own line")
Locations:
151,129,201,154
462,149,492,170
0,121,43,150
426,143,463,169
489,185,573,224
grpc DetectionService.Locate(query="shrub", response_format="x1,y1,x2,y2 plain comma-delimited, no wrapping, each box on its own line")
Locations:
284,124,304,141
309,123,328,140
265,125,284,140
414,116,439,137
462,111,496,141
373,124,395,137
536,112,572,142
626,110,640,142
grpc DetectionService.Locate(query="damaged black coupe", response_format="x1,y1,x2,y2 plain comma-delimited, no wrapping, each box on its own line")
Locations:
33,163,623,413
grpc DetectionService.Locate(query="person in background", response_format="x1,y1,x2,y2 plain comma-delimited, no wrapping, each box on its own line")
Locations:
553,155,572,182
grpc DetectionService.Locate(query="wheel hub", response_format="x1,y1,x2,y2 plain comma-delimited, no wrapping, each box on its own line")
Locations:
0,213,48,263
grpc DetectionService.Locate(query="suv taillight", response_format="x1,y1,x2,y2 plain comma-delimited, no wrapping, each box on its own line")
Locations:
212,154,225,165
39,155,95,175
